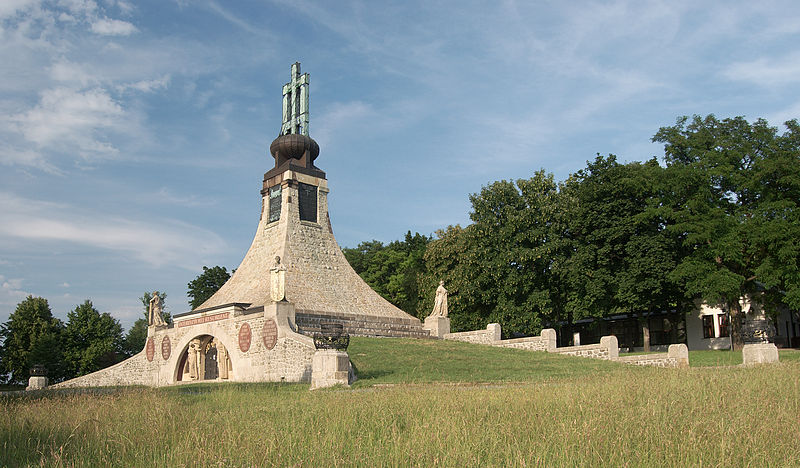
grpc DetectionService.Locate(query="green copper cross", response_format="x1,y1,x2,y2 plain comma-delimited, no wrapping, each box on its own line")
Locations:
281,62,310,136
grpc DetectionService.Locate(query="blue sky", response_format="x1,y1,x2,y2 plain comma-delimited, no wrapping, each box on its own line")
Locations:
1,0,799,329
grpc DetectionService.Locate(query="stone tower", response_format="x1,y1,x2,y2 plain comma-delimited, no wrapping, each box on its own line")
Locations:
197,62,426,338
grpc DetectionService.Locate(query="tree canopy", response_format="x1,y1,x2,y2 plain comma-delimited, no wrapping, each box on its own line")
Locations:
0,296,64,384
187,266,231,310
62,300,125,377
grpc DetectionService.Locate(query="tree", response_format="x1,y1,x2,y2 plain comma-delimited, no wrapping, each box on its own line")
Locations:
0,296,64,384
342,232,430,317
187,266,231,309
122,319,148,357
564,156,686,350
62,300,125,377
654,115,800,348
139,291,171,324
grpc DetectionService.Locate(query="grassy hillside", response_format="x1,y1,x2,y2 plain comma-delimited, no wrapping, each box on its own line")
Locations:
2,338,799,467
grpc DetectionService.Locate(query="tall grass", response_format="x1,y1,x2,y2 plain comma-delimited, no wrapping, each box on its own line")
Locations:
2,339,799,467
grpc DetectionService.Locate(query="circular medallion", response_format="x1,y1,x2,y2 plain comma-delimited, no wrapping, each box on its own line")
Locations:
238,322,252,352
145,337,155,362
262,319,278,350
161,336,171,360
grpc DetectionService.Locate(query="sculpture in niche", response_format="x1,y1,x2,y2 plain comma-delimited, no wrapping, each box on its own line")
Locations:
217,340,231,379
187,339,201,380
429,280,449,318
148,291,167,326
270,256,287,302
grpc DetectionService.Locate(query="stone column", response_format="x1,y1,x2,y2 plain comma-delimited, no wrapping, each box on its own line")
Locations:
310,349,351,390
423,315,450,338
742,343,779,365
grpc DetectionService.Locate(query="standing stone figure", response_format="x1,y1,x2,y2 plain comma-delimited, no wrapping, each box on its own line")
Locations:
270,256,287,302
217,340,230,380
187,339,201,380
430,280,449,317
148,291,167,326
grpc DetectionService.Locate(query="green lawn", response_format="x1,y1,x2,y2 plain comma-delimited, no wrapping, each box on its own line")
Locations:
2,338,799,467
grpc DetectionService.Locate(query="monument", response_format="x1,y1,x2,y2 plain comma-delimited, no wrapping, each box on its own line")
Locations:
52,62,427,389
423,280,451,338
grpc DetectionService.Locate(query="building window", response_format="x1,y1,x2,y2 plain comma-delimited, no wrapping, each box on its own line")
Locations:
268,185,281,223
718,314,730,337
702,315,714,339
298,182,317,222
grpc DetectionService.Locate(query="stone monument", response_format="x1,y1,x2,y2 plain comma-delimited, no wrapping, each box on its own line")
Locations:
51,62,425,389
423,280,451,338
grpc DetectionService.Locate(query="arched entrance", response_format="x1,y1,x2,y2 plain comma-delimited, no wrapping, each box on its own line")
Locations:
176,335,233,382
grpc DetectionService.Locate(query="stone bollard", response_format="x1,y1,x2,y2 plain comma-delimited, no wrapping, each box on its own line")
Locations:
310,349,351,390
742,343,779,365
487,323,502,343
600,335,619,359
26,366,48,391
668,344,689,368
541,328,558,351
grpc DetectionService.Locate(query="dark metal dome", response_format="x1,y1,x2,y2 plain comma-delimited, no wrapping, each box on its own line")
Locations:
269,133,319,163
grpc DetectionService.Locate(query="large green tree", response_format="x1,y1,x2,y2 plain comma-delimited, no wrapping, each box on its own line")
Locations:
62,300,125,377
187,266,231,309
343,232,430,317
0,296,64,384
564,156,686,349
654,115,800,348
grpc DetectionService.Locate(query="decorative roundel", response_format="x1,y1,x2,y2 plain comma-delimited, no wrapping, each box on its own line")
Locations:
262,319,278,350
161,336,171,360
145,337,155,362
238,322,252,352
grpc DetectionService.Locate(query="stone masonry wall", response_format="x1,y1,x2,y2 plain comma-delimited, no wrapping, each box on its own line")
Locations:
443,323,501,345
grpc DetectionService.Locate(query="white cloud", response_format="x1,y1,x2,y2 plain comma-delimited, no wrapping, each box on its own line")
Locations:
0,193,229,269
9,87,127,159
90,17,137,36
723,53,800,87
0,274,29,308
0,0,39,19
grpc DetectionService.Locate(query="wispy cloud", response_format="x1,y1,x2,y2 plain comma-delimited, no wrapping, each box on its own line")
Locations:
0,193,229,269
90,17,138,36
723,53,800,87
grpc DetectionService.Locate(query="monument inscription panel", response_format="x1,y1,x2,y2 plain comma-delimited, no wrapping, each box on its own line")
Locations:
263,319,278,350
161,336,171,360
239,322,252,352
146,337,155,362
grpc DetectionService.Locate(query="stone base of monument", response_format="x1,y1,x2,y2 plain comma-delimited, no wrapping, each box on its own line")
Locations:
26,376,48,391
310,349,351,390
423,315,450,338
742,343,779,365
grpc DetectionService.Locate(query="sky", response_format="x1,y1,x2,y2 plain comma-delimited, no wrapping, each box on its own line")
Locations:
1,0,799,330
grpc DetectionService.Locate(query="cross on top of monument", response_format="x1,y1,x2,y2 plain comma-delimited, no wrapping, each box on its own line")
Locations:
280,62,310,136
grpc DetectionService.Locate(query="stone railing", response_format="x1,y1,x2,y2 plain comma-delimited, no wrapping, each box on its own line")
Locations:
550,336,619,360
445,324,688,368
443,323,501,345
615,344,689,368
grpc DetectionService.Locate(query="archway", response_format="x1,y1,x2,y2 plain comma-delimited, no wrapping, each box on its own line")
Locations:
175,335,233,382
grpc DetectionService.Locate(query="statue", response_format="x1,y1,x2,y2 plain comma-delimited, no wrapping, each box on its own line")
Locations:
187,339,201,380
270,256,287,302
148,291,167,327
430,280,449,318
217,340,230,380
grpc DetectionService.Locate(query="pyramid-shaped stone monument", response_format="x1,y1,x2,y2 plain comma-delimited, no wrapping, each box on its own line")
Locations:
53,63,427,388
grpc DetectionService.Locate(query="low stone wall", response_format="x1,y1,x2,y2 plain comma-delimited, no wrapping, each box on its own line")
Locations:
551,336,619,360
493,329,557,352
443,323,501,345
616,344,689,368
444,324,689,368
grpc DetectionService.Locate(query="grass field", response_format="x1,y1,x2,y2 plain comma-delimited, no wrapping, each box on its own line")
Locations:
2,338,799,467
